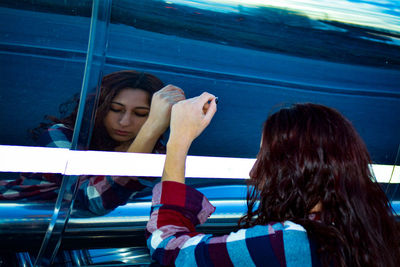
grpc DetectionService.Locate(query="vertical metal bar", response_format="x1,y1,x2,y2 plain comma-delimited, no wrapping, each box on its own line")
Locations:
16,252,33,267
34,0,112,265
69,250,92,266
388,144,400,201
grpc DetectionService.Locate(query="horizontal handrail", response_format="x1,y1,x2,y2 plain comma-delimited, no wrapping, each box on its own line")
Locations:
0,198,398,252
0,199,245,251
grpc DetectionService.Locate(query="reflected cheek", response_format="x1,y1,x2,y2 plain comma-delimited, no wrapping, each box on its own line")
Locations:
103,113,117,132
122,116,148,139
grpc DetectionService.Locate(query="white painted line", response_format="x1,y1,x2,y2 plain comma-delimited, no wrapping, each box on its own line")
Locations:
0,145,399,183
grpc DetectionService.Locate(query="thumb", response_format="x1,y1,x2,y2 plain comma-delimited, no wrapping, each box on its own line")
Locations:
203,97,217,126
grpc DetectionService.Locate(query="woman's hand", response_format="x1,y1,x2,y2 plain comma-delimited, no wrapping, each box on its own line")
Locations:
162,92,217,183
146,85,186,135
168,92,218,151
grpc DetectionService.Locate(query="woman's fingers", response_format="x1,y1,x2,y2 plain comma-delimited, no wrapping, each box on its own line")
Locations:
169,92,217,144
146,85,186,133
155,84,186,105
203,97,217,124
159,84,185,97
197,92,217,128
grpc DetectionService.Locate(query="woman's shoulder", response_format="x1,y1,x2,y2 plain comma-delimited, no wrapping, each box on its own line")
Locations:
260,221,316,263
226,221,316,266
247,220,307,236
38,123,73,148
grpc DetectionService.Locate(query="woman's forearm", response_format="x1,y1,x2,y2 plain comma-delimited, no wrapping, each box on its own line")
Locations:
162,138,191,184
161,93,217,183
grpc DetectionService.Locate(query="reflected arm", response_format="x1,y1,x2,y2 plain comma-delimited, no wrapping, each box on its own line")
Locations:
38,124,149,215
127,85,186,153
126,119,165,153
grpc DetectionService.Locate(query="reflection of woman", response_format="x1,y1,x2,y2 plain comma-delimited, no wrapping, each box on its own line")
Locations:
147,95,399,266
0,70,185,215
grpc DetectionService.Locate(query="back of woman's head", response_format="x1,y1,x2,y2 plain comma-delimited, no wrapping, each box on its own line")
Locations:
241,103,399,266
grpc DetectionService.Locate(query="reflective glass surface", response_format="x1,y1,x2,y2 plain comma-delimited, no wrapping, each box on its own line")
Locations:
0,0,93,261
0,0,399,265
106,0,400,162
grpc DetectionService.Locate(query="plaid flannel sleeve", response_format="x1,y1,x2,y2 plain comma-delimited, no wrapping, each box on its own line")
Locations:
73,143,166,216
146,181,316,267
39,123,73,148
73,175,146,215
0,124,70,200
40,124,164,215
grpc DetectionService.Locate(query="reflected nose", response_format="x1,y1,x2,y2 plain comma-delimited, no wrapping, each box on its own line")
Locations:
119,113,132,127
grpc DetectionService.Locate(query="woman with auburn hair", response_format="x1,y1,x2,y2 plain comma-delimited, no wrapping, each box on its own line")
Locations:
0,70,185,215
146,95,399,266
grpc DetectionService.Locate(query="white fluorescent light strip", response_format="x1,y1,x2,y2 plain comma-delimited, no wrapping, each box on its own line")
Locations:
1,145,399,183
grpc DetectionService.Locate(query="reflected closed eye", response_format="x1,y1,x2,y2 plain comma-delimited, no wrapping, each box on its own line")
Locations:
135,112,149,117
110,107,123,113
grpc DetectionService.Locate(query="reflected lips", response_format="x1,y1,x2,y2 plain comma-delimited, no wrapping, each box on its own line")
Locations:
115,130,130,136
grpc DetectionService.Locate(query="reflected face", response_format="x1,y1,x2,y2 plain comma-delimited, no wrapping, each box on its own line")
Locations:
103,88,150,143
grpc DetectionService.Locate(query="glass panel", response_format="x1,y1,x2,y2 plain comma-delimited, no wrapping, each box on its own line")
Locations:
34,0,112,264
58,2,399,264
0,1,92,148
1,0,399,265
103,0,400,196
0,0,92,262
105,0,400,161
91,1,400,264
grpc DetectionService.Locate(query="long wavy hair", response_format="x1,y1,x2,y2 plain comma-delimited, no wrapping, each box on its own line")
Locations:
239,103,399,266
32,70,164,151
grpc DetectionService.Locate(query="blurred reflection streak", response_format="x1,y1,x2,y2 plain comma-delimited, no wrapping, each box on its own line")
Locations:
16,252,33,267
167,0,400,32
89,247,151,264
65,250,91,266
113,0,400,68
392,201,400,215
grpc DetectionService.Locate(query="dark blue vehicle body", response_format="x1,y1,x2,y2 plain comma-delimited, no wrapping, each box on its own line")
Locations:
0,0,399,265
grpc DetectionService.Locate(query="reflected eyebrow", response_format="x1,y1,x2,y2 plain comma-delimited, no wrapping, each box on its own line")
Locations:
111,101,124,107
111,101,150,110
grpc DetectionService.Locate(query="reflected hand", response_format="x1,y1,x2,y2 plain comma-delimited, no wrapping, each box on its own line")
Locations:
169,92,217,148
146,84,186,135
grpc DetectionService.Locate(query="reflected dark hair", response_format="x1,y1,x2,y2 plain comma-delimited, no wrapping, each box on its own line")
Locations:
239,103,399,266
32,70,164,150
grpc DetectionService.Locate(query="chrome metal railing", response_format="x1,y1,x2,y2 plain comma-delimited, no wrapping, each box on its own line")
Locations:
0,199,245,251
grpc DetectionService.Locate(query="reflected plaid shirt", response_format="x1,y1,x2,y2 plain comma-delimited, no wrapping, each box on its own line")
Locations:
0,124,164,215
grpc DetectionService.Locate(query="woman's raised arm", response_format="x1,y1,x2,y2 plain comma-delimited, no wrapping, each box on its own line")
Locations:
162,92,217,184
